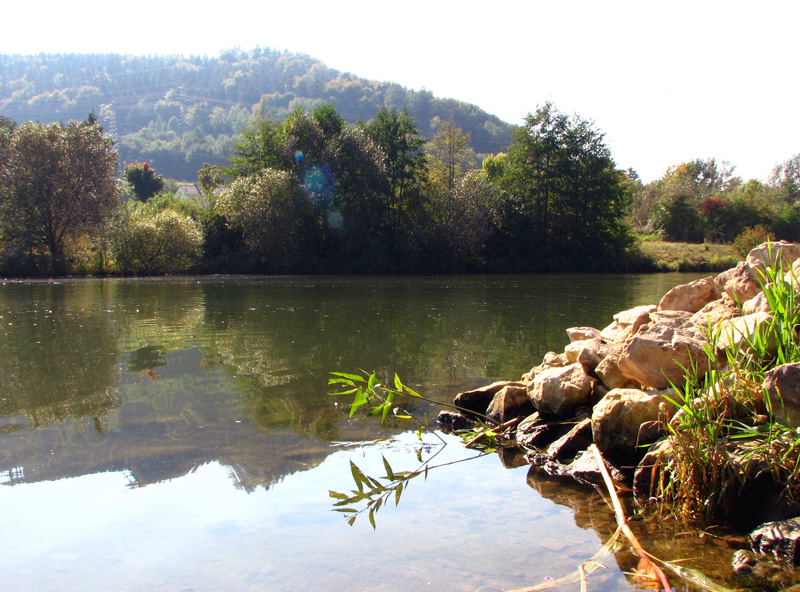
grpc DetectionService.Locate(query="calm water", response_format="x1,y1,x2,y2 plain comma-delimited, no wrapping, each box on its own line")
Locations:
0,274,740,592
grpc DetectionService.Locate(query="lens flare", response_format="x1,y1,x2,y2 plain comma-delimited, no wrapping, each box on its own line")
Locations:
303,166,335,201
294,150,305,163
327,211,344,229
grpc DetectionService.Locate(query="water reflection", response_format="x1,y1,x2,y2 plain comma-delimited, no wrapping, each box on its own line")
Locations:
0,274,722,591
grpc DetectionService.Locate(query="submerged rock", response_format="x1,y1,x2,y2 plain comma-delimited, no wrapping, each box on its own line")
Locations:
591,388,675,467
750,517,800,564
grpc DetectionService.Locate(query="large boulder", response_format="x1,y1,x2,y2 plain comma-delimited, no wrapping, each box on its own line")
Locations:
690,293,741,330
563,337,619,371
521,351,568,382
658,276,721,313
617,312,709,390
591,388,675,467
715,312,775,357
566,326,601,342
486,384,534,424
600,304,656,344
453,381,526,416
747,240,800,277
527,363,595,417
595,352,642,390
545,418,593,462
762,363,800,427
716,261,762,303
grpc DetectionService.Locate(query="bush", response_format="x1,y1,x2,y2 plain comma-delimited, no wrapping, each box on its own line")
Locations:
109,202,202,274
732,225,773,258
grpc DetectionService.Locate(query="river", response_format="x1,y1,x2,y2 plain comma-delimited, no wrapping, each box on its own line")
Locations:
0,274,741,591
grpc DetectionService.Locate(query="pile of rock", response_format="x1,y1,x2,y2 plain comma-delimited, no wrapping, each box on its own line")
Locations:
439,241,800,564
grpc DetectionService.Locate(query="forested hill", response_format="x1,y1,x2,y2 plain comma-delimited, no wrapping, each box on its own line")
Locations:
0,48,513,180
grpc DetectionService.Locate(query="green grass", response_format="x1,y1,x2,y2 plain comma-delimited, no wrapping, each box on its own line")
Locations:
657,257,800,520
632,239,739,272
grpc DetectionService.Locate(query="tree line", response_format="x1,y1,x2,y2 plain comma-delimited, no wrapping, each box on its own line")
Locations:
629,156,800,254
0,103,636,276
0,50,512,181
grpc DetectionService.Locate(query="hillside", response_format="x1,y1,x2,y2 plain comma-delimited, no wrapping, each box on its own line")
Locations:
0,48,513,180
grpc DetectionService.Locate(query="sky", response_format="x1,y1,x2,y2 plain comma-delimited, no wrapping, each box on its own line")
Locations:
3,0,798,182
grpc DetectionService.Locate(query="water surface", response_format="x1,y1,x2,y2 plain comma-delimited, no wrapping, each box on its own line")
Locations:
1,274,738,591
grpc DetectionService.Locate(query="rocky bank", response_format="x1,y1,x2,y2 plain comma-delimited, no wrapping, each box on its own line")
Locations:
439,240,800,576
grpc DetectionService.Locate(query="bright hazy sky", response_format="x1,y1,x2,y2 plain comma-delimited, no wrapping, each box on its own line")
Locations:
3,0,798,182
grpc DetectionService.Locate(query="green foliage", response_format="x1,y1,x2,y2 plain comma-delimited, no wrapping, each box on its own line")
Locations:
497,102,632,269
327,370,502,527
124,162,165,202
733,226,773,258
215,168,313,272
108,200,203,274
0,50,512,181
0,119,118,275
658,253,800,520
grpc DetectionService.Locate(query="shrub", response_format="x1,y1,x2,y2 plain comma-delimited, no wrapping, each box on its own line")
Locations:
109,202,202,274
733,225,773,257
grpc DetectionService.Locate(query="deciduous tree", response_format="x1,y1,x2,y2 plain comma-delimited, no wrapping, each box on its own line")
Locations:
0,120,118,274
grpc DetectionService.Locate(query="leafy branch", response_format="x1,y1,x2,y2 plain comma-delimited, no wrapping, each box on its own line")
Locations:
327,370,498,527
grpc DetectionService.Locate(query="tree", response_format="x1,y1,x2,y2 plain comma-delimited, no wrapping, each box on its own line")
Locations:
197,162,223,200
427,117,475,191
365,106,427,223
215,168,313,272
225,105,288,178
769,154,800,202
499,102,631,268
125,161,165,202
0,120,118,274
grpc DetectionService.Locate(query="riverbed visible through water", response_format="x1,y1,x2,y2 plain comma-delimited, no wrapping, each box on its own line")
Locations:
0,274,748,591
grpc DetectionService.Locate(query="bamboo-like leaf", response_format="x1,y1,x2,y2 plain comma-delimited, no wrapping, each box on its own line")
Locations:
382,455,395,480
333,508,358,513
330,372,366,382
404,385,422,398
394,373,403,390
368,507,376,529
350,460,367,493
347,516,357,526
328,490,349,500
329,388,358,396
349,387,368,418
367,371,378,391
395,482,403,505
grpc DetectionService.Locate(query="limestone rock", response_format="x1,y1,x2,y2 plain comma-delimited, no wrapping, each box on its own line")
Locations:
595,352,641,390
539,447,627,486
716,260,762,303
453,381,526,416
521,352,568,382
546,418,593,462
742,291,771,316
436,410,473,431
527,363,595,417
566,326,601,342
486,385,534,424
715,312,775,357
690,293,741,329
749,517,800,564
591,388,676,467
516,412,568,450
762,363,800,427
563,337,620,371
747,240,800,276
617,315,709,390
600,304,656,344
658,276,721,313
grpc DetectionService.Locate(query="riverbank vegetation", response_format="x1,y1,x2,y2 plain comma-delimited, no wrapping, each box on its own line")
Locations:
2,67,800,277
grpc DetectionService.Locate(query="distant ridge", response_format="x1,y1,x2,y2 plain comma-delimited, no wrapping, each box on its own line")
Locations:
0,49,513,180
